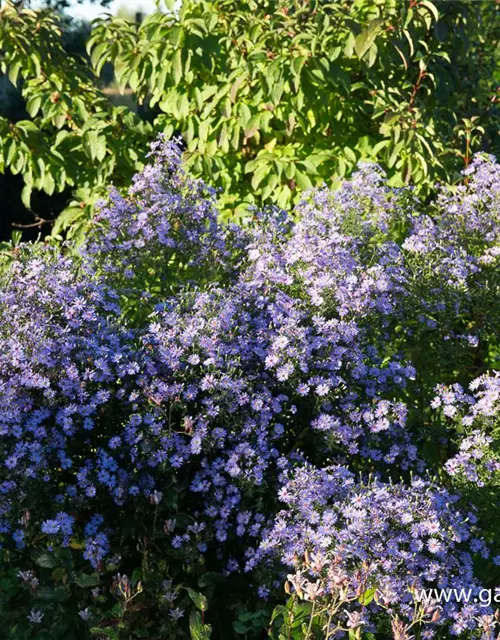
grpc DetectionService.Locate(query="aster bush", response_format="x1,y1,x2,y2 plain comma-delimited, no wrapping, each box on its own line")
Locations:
261,466,489,639
0,137,499,639
432,374,500,554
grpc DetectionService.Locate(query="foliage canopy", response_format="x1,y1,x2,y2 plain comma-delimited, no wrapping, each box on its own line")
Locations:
0,0,498,237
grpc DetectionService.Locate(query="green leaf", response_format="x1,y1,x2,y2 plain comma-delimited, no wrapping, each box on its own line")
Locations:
26,96,42,118
230,123,240,150
291,55,307,77
295,170,312,190
193,87,203,110
244,114,261,139
178,93,190,119
187,588,208,612
173,49,183,85
197,572,224,589
74,573,100,588
419,1,439,22
53,114,66,129
251,165,268,190
36,586,68,602
434,19,448,42
189,610,212,640
358,586,377,606
276,184,291,209
90,629,119,640
299,158,321,174
284,162,296,180
8,61,22,86
90,42,109,74
394,44,408,71
36,552,57,569
83,130,105,161
53,130,70,148
5,140,17,166
354,19,384,59
343,146,357,164
230,75,245,103
21,184,32,210
271,81,284,105
16,120,39,134
96,135,107,162
43,171,56,196
233,620,248,635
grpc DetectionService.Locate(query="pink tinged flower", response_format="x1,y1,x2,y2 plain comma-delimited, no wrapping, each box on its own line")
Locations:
287,573,306,598
427,538,443,554
309,551,327,573
315,383,330,397
303,579,325,601
443,405,457,418
346,610,366,629
430,397,442,409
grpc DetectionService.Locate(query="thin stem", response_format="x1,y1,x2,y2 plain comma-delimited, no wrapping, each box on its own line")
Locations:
305,600,317,639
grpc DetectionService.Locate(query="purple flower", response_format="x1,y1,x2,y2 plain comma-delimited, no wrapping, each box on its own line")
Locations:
41,520,61,535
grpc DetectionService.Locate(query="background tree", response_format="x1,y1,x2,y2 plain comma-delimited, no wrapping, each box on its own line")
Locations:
0,0,498,239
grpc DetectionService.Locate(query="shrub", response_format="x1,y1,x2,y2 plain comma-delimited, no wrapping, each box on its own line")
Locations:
0,138,499,638
260,466,488,637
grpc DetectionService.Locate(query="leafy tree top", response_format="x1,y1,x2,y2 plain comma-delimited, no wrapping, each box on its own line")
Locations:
0,0,498,238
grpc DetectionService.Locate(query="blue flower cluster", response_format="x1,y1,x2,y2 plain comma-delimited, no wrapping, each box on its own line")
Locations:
434,374,500,487
258,465,489,635
1,137,499,637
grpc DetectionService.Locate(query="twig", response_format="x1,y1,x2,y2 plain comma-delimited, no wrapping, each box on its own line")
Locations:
12,216,54,229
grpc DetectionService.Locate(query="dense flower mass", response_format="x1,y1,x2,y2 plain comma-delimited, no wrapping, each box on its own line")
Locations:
0,138,499,638
433,374,500,488
140,278,417,552
87,135,227,266
0,250,153,561
85,134,244,317
258,465,490,635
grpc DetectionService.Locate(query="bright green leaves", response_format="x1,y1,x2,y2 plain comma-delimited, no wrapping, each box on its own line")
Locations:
186,588,209,612
244,114,261,140
83,130,107,163
187,589,211,640
419,1,440,26
79,0,489,218
358,586,377,606
269,597,318,640
354,18,385,61
0,0,497,231
0,1,153,237
26,95,42,118
172,48,183,85
189,611,212,640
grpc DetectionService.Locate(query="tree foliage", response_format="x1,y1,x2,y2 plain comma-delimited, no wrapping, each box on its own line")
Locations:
0,3,151,241
0,0,498,236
